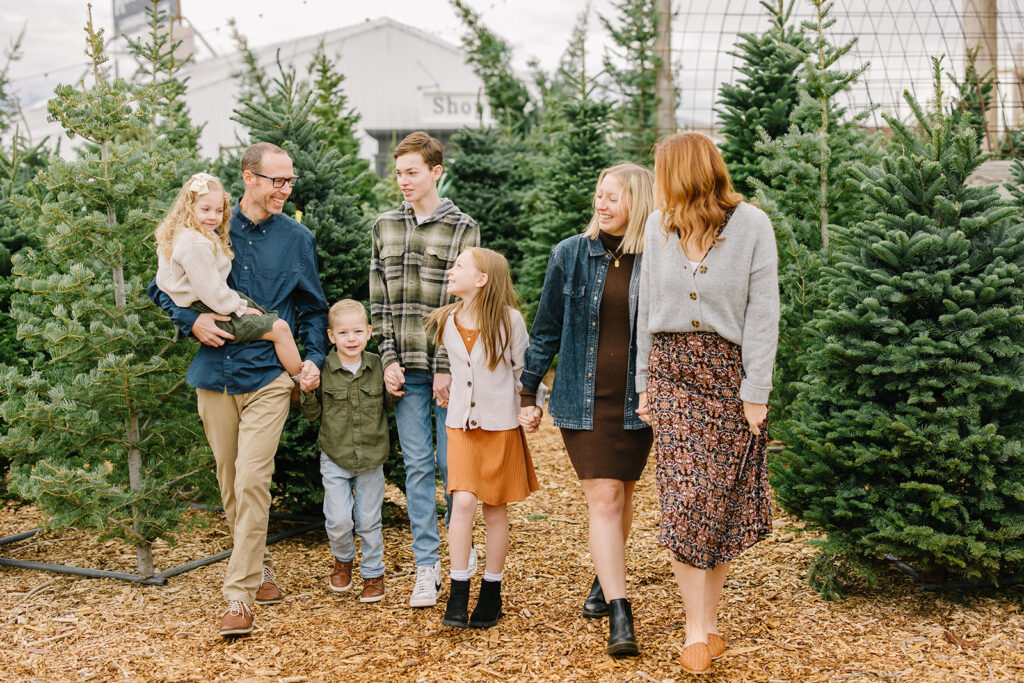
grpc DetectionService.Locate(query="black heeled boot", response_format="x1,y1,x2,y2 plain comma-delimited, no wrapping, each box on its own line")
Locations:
582,576,609,618
441,579,470,628
606,598,638,656
468,579,503,628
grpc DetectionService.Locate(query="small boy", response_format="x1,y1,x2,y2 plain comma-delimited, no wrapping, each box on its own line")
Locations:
301,299,396,602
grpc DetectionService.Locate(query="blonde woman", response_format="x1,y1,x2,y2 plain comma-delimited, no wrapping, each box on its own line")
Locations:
636,133,779,674
521,163,656,657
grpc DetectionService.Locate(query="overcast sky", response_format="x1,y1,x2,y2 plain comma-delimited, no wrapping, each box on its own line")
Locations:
1,0,616,109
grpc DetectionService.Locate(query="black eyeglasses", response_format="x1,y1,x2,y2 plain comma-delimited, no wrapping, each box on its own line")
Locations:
250,171,298,188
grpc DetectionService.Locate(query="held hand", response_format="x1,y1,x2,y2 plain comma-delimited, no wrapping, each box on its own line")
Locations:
635,391,650,424
298,360,320,392
192,312,235,347
384,362,405,395
518,405,542,433
743,401,768,436
242,307,262,316
433,372,452,408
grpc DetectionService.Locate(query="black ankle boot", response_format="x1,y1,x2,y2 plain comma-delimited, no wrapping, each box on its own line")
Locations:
468,579,502,628
442,579,470,628
582,576,609,618
606,598,638,656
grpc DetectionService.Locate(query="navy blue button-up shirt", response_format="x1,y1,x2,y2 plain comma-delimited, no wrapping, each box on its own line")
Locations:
148,204,329,394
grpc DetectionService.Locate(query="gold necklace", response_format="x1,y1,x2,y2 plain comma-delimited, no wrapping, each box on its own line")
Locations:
607,242,625,268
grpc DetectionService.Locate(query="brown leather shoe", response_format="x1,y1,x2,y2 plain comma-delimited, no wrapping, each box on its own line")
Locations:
707,633,727,660
329,558,353,592
359,576,385,603
254,566,283,605
680,642,712,674
219,600,254,636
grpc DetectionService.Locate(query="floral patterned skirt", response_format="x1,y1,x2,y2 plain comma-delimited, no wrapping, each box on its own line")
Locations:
648,332,772,569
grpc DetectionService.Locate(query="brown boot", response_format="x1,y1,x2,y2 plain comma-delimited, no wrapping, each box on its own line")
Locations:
329,558,353,592
359,575,385,603
219,600,254,636
254,566,283,605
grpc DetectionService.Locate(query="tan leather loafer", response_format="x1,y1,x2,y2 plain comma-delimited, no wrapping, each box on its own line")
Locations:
707,633,727,660
680,642,712,674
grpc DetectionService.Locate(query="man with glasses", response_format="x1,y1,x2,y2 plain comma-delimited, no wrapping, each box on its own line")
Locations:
148,142,328,636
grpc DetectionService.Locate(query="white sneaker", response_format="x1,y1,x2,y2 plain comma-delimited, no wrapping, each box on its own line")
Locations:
410,563,441,607
468,546,478,578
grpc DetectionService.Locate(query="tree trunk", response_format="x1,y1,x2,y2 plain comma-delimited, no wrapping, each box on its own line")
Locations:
126,412,154,578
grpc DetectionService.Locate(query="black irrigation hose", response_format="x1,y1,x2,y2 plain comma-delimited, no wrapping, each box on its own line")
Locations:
0,518,324,585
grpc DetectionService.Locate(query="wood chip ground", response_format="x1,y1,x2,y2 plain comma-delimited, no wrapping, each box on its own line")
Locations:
1,414,1022,681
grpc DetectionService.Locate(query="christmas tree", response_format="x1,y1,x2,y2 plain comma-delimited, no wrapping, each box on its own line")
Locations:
716,0,805,195
0,6,214,576
771,76,1024,597
599,0,662,164
751,0,882,429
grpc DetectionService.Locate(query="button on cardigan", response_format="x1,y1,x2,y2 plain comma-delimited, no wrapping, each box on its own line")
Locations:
442,308,547,431
635,202,780,404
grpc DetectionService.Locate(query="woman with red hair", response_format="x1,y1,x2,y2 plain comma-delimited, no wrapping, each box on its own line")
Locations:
636,132,779,675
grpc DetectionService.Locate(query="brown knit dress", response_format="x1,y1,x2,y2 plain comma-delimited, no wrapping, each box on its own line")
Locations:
559,232,653,481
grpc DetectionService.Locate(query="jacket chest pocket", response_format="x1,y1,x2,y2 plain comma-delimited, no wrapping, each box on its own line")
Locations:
324,388,349,407
564,282,588,323
358,383,383,407
377,245,404,280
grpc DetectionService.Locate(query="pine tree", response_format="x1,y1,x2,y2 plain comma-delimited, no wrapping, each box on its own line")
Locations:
948,46,995,155
449,0,536,135
308,42,379,208
751,0,882,429
1007,158,1024,213
771,77,1024,597
0,7,214,576
231,62,372,511
600,0,661,164
716,0,806,195
445,127,534,276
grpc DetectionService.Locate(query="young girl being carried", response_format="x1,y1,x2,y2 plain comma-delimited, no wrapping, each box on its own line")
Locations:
427,247,546,629
155,172,303,384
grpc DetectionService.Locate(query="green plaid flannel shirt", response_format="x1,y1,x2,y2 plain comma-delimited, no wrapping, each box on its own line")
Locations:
369,198,480,374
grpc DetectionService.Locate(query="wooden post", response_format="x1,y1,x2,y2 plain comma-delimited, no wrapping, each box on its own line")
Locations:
655,0,675,137
963,0,998,151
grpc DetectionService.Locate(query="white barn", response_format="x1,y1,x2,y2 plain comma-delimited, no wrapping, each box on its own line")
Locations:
17,17,490,175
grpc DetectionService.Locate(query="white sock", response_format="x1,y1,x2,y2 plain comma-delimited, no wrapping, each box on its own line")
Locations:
450,568,471,581
483,571,503,583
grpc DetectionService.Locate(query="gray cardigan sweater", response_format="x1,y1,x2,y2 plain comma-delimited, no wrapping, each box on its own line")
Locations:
635,202,780,404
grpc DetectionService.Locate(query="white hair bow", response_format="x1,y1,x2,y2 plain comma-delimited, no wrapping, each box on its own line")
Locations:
188,172,216,195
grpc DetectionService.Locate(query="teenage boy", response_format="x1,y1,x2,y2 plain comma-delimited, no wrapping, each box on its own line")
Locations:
149,142,329,636
301,300,397,603
369,131,480,607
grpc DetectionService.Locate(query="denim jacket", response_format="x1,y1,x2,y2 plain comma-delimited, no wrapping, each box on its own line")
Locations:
521,234,646,430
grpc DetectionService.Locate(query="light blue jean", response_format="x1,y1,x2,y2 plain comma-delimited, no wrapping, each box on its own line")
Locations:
394,369,448,567
320,455,385,579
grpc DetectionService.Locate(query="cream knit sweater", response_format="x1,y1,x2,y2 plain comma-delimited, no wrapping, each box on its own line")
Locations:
155,228,248,317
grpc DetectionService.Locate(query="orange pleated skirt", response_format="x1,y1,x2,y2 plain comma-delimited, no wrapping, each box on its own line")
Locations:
446,426,540,505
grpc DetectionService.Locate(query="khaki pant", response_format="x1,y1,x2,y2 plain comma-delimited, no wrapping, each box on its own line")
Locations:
197,372,293,605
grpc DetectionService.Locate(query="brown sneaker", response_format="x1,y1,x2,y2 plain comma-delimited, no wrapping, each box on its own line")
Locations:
219,600,254,636
329,558,353,592
254,566,283,605
359,576,385,603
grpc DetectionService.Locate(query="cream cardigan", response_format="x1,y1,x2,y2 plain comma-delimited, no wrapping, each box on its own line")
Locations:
442,307,547,431
156,228,248,317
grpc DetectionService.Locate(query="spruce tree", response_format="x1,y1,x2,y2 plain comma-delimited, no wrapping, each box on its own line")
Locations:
0,7,213,576
1007,158,1024,213
231,63,371,511
948,46,995,155
751,0,882,429
599,0,661,164
308,42,379,208
771,80,1024,597
716,0,805,195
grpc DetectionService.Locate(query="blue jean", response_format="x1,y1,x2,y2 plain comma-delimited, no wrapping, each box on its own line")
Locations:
320,455,385,579
394,369,448,567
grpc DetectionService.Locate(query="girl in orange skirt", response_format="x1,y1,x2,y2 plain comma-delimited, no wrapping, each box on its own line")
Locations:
426,247,546,629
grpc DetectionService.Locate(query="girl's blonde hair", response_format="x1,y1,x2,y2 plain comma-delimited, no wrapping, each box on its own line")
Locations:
583,162,655,254
654,132,742,253
155,173,233,260
427,247,520,372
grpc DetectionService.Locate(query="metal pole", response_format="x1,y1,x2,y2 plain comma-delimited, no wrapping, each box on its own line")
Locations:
655,0,676,137
964,0,999,151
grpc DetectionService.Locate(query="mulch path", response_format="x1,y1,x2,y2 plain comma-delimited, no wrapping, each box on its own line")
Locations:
1,414,1022,682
